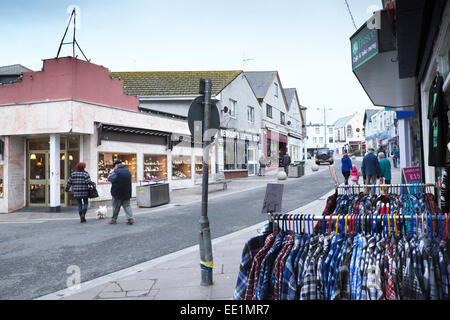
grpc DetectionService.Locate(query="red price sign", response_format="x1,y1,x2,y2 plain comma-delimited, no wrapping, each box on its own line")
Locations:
403,167,421,183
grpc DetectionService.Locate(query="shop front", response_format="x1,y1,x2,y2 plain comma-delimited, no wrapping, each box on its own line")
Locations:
216,129,260,179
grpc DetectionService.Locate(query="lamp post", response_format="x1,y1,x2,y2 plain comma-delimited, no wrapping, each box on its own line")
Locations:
317,107,333,148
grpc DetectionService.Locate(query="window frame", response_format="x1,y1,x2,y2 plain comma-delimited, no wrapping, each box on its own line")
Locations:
266,104,273,119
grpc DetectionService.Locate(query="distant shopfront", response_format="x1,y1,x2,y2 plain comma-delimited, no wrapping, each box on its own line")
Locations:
216,129,260,178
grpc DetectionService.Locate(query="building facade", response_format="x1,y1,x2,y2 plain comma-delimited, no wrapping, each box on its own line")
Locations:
333,113,365,155
306,123,334,153
363,109,398,153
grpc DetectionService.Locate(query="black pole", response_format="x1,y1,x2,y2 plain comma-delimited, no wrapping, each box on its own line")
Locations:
199,79,213,286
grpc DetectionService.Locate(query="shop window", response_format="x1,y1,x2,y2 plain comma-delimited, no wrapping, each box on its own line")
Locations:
195,156,212,175
0,165,3,198
143,154,167,181
172,155,191,180
98,152,137,183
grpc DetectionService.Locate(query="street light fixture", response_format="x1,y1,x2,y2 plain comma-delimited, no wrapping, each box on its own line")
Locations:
316,107,333,148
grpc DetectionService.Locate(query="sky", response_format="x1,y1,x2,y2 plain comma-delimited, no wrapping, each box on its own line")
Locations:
1,0,384,124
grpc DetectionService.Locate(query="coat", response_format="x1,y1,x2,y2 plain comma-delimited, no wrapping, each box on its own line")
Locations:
379,158,392,181
65,170,94,198
341,156,352,172
108,165,132,200
282,154,291,167
361,152,381,176
350,167,360,181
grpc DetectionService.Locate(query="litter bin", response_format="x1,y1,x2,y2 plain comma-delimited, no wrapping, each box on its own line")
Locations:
298,160,305,176
288,164,300,178
136,182,170,208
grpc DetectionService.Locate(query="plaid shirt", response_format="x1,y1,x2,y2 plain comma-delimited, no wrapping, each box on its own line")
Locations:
331,235,354,300
360,235,376,299
234,233,268,300
315,235,332,300
438,239,449,299
299,235,322,300
255,233,284,300
281,235,302,300
399,237,425,299
65,170,94,198
350,234,365,300
272,234,294,300
325,234,346,299
244,232,277,300
290,235,311,300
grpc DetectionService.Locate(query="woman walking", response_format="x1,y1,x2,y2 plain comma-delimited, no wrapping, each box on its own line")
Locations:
65,162,95,223
378,152,392,184
341,153,352,185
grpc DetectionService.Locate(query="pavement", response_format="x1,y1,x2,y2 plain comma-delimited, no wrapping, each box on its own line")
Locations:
31,156,402,300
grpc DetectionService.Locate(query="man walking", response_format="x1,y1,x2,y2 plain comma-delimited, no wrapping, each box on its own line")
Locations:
282,152,291,176
341,152,352,185
259,154,266,176
361,148,381,191
108,160,135,225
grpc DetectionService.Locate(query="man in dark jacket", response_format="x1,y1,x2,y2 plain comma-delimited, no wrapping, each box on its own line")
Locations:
361,148,380,192
341,153,352,185
107,160,134,225
282,153,291,175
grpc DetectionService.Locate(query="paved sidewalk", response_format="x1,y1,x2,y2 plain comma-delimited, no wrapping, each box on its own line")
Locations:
36,188,334,300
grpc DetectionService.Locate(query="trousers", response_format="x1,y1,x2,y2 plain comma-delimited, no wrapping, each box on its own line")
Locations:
111,197,133,221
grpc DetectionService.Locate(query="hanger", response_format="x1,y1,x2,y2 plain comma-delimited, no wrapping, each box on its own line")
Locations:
421,213,425,236
345,214,349,235
445,213,449,240
335,214,341,235
307,214,311,235
329,214,333,236
438,213,443,240
428,213,433,238
322,214,326,235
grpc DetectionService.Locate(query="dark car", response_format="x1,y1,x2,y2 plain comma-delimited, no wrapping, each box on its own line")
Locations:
315,148,334,165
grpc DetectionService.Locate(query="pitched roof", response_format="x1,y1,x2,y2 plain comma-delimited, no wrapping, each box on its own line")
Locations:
243,71,277,99
283,88,296,105
109,70,242,97
0,64,33,75
363,109,380,124
333,114,355,128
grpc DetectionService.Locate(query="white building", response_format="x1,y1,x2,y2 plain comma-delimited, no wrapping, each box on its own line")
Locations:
363,109,397,152
306,123,335,153
333,112,365,155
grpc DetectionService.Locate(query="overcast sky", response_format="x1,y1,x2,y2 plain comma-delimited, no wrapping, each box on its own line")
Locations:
1,0,383,124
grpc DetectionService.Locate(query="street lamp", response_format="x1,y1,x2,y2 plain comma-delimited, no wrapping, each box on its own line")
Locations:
317,107,333,148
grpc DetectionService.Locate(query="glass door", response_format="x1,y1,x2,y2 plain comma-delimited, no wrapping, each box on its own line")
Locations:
247,148,257,176
29,152,49,205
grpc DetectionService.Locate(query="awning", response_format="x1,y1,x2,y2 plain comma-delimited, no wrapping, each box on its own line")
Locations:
266,129,288,143
350,9,416,107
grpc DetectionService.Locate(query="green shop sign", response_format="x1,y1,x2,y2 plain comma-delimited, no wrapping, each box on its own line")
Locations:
351,25,378,71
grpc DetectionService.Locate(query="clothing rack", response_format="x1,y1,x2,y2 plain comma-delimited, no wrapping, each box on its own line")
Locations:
335,183,436,195
268,212,449,238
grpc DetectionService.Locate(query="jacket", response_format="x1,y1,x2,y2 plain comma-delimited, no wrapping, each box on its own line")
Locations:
341,156,352,172
361,152,380,176
350,167,360,181
282,154,291,167
379,158,392,180
108,165,132,200
65,170,94,198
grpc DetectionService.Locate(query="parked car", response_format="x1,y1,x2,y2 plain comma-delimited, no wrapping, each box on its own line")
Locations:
315,148,334,165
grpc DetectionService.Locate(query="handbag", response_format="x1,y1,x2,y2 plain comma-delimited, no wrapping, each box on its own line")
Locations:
88,185,99,198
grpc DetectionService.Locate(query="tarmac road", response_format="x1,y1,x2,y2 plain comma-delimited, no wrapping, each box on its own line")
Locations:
0,162,342,299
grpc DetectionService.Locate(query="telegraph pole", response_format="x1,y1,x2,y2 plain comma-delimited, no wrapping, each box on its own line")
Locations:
198,79,214,286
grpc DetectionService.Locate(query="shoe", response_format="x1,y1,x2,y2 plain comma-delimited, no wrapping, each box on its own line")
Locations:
79,211,83,223
126,219,135,225
81,209,87,223
108,220,117,225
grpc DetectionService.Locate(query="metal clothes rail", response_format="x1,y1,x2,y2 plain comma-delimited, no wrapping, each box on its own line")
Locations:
335,183,437,195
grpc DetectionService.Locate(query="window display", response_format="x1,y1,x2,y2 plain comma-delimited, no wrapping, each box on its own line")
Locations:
195,156,211,175
172,155,192,180
144,154,167,181
0,165,3,198
98,153,137,183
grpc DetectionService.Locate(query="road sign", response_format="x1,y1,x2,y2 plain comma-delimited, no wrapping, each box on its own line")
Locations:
187,96,220,141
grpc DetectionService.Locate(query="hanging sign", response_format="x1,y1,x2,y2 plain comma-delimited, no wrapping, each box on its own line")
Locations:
402,167,421,184
350,24,379,71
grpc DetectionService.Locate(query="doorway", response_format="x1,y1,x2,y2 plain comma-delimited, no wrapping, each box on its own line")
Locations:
27,137,80,207
247,148,257,176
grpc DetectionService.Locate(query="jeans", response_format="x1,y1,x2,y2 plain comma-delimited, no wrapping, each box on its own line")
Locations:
393,157,398,168
342,171,350,185
111,197,133,221
76,197,89,212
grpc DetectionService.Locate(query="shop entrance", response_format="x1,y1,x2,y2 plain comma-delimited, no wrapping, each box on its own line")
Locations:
27,137,80,207
247,148,257,176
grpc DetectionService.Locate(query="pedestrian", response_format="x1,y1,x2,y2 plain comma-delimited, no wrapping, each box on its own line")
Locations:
282,152,291,175
65,162,95,223
377,145,385,156
350,165,361,184
378,152,392,184
361,148,381,191
392,146,399,168
341,152,352,185
259,154,266,176
107,160,135,225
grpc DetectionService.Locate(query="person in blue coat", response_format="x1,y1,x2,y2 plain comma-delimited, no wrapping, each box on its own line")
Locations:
361,148,381,186
341,153,352,185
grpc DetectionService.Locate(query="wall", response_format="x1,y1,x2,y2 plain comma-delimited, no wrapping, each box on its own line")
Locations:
0,57,139,111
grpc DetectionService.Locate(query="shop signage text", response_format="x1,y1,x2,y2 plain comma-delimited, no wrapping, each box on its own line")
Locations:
351,25,378,71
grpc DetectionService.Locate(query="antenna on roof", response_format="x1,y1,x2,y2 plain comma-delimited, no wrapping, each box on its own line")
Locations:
242,53,254,69
56,6,90,62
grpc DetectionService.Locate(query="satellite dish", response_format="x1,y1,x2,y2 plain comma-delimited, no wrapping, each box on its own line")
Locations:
223,106,229,114
287,120,291,125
